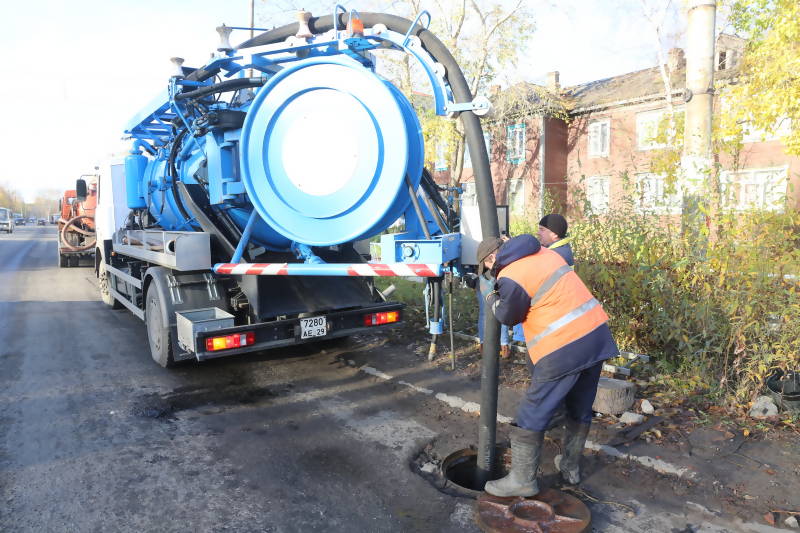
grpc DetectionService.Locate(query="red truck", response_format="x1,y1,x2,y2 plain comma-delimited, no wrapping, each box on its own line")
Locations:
58,177,97,267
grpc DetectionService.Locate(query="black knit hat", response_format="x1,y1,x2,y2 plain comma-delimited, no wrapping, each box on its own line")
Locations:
539,213,568,238
476,236,504,276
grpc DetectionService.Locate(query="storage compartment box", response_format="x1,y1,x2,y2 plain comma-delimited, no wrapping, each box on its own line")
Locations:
176,307,234,353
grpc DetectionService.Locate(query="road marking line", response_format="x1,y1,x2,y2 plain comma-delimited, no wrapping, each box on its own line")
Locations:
346,359,696,479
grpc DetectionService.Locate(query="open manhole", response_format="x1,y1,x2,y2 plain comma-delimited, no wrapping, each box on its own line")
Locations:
441,446,510,497
440,447,592,533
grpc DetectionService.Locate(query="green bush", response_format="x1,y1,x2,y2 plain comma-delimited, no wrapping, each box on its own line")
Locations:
569,197,800,403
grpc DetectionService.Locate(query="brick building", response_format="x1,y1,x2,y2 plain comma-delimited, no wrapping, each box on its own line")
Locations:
450,34,799,219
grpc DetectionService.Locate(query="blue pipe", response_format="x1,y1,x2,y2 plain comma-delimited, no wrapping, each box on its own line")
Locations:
231,209,259,263
291,242,326,264
132,139,155,155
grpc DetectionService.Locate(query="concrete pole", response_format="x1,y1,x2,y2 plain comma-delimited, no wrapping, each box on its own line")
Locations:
683,0,716,185
682,0,716,246
249,0,255,41
249,0,255,78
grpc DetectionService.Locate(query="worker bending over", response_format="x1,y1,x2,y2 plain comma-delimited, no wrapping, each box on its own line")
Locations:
478,234,618,497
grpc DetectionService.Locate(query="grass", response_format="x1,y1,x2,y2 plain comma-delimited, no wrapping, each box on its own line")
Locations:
374,277,481,337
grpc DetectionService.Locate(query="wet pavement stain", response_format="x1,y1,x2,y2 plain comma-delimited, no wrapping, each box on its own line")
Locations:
130,385,277,420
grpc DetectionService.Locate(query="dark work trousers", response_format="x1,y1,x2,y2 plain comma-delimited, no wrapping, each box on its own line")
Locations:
516,359,604,432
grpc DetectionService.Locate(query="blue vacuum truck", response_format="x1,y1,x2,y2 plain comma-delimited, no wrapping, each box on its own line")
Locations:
95,8,498,368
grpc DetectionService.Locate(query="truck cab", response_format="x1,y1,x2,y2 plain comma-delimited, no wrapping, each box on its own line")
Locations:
0,207,13,234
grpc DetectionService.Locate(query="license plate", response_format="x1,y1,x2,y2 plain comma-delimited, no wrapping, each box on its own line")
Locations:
300,316,327,339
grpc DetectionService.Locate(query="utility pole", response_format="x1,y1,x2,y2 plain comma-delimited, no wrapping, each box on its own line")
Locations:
682,0,716,242
250,0,255,40
249,0,255,77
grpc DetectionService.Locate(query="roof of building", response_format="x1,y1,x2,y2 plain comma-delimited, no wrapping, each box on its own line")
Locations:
564,54,739,112
492,82,568,118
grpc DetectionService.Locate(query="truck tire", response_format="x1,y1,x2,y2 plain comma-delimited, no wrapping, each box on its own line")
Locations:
98,262,123,309
58,252,68,268
145,284,176,368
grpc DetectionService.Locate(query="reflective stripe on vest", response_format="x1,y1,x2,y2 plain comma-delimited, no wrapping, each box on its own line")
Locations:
526,298,600,350
498,247,608,363
529,264,572,307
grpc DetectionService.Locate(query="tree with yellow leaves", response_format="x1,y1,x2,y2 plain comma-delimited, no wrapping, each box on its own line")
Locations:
726,0,800,154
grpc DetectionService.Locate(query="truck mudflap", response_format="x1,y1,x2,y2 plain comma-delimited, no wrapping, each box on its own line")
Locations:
187,302,404,361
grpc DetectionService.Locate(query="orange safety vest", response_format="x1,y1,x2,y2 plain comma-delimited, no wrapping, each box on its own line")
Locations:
497,247,608,364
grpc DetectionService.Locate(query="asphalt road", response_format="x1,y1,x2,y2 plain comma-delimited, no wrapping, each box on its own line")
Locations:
0,227,784,533
0,226,478,532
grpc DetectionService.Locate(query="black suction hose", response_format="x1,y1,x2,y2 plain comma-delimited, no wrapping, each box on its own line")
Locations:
169,129,193,223
421,169,451,219
240,13,501,487
175,77,266,101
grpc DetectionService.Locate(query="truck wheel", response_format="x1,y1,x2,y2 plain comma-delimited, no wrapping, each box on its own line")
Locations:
69,255,79,267
58,252,68,268
98,262,123,309
145,286,176,368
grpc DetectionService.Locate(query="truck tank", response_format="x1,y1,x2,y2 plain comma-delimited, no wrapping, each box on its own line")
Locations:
117,8,496,339
125,43,424,255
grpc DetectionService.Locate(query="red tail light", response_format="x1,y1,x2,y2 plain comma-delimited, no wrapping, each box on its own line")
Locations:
363,311,400,326
205,331,256,351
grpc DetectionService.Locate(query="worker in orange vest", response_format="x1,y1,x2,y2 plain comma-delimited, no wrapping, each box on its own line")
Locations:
477,234,618,497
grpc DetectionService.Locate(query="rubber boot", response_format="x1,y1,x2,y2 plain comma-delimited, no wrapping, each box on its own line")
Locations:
484,426,544,498
555,418,590,485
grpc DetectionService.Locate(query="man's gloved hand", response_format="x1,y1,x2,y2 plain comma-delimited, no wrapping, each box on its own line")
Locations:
484,288,500,310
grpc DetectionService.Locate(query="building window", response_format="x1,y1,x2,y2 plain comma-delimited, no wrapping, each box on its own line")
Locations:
588,120,610,158
507,178,525,214
464,132,492,169
506,124,526,164
740,118,792,144
718,50,728,70
635,173,682,214
720,167,787,211
585,176,610,213
637,110,665,150
717,49,737,70
461,181,477,207
636,108,683,150
434,141,448,171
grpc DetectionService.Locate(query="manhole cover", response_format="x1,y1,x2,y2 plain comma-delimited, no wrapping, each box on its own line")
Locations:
476,488,591,533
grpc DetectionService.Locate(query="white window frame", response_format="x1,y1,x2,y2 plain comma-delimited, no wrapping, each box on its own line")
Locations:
720,166,788,211
434,141,448,171
587,119,610,158
635,173,682,215
718,94,791,144
636,108,683,151
460,181,477,207
507,178,525,214
585,175,610,213
506,124,526,164
740,118,792,144
464,132,492,169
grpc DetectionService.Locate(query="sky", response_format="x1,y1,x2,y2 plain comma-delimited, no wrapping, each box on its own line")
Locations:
0,0,696,202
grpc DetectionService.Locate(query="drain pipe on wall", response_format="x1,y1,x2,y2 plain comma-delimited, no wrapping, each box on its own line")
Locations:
539,115,546,219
